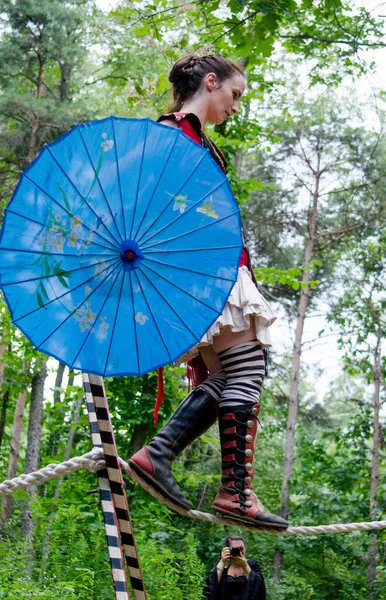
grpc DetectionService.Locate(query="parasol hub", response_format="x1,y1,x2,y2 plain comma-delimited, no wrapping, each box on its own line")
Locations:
124,250,136,262
120,240,144,271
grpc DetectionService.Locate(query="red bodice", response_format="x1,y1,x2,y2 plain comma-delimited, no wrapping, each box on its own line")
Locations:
172,112,202,145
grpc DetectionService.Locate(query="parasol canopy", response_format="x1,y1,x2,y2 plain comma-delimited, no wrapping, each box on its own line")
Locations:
0,117,243,376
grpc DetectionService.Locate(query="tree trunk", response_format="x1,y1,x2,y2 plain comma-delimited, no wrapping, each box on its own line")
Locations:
234,102,249,177
53,361,66,404
0,390,10,449
0,339,6,393
125,375,156,487
273,165,321,581
21,358,47,538
27,55,44,164
127,376,155,458
368,323,382,599
127,422,149,458
42,392,83,564
2,390,27,522
0,340,11,447
62,395,83,463
49,361,66,456
27,115,41,164
68,369,75,388
48,367,75,459
59,62,73,102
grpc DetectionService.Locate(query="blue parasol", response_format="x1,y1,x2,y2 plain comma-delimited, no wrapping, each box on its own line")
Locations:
0,117,243,376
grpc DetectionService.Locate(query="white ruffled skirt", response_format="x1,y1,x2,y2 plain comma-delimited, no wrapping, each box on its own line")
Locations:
177,266,277,362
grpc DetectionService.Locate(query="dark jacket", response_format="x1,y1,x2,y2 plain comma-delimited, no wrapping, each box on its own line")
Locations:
203,559,266,600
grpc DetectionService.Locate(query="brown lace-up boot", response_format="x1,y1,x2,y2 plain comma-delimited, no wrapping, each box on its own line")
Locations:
212,402,288,529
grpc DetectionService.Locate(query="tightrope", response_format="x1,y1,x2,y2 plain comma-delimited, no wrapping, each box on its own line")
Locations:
1,450,385,536
0,449,106,494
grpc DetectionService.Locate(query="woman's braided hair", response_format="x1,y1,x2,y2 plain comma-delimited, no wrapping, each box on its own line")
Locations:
168,53,244,112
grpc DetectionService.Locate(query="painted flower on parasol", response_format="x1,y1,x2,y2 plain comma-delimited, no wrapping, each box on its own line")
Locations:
0,117,243,376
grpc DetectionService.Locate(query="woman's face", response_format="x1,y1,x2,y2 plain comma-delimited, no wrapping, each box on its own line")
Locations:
229,539,246,557
206,71,246,125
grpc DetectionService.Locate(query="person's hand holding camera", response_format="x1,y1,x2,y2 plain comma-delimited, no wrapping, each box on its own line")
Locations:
218,547,231,568
229,546,250,575
216,547,231,580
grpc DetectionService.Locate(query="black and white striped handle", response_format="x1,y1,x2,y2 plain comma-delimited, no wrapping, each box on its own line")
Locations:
83,373,146,600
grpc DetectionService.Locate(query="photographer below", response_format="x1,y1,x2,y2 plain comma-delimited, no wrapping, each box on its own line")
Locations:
204,534,266,600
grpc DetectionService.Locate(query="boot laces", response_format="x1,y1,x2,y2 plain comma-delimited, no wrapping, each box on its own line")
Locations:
230,406,263,429
224,430,252,443
220,404,261,512
219,485,253,512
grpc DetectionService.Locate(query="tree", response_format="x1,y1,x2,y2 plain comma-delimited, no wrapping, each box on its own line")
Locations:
121,0,386,84
0,0,95,191
21,356,47,538
0,304,40,521
329,231,386,599
241,88,386,578
1,389,27,522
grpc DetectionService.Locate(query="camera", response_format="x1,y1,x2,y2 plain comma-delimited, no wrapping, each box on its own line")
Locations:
230,547,241,557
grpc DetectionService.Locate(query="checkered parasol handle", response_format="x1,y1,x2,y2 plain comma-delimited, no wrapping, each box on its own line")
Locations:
83,373,146,600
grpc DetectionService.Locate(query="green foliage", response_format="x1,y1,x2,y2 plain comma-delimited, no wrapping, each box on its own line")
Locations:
136,531,207,599
329,231,386,379
124,0,385,85
254,264,321,291
0,485,208,599
0,499,113,598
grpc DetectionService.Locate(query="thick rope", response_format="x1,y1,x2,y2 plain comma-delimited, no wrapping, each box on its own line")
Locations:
122,460,386,536
1,451,385,536
0,449,106,496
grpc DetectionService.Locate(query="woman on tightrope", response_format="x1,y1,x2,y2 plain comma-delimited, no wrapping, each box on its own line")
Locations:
129,53,288,529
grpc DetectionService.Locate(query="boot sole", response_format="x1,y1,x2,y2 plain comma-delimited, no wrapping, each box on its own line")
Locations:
213,505,288,529
128,459,193,512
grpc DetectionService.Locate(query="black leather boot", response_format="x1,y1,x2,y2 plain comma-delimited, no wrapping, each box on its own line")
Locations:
129,386,219,510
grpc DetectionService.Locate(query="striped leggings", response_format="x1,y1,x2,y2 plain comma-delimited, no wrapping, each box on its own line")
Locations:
198,340,266,408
